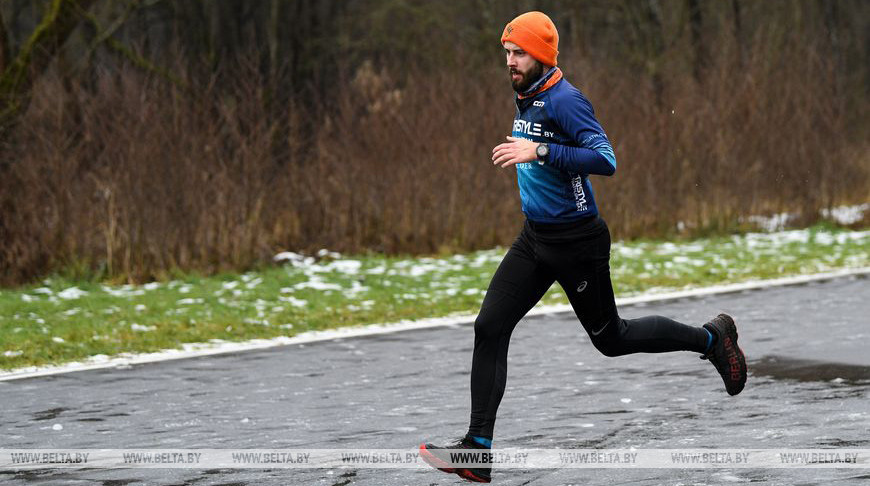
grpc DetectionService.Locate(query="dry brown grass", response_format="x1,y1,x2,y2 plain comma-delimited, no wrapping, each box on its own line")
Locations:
0,34,866,286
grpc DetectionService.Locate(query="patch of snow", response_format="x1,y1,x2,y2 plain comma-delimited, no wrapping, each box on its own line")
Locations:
58,287,88,300
278,296,307,308
317,249,341,259
293,281,342,291
102,285,146,298
274,251,313,265
744,212,795,232
822,203,869,225
176,298,204,305
328,260,362,274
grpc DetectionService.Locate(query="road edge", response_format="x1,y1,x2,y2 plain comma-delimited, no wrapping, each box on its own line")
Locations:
1,267,867,382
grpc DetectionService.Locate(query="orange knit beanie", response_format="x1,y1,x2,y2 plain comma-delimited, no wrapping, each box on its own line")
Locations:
501,11,559,66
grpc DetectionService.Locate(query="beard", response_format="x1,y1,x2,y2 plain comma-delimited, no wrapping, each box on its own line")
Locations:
510,61,545,93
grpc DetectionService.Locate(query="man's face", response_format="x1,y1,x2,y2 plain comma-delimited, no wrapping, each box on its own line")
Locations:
504,41,544,93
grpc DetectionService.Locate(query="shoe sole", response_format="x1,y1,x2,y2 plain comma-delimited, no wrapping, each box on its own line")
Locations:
419,444,455,473
720,316,747,396
419,444,491,483
458,467,491,483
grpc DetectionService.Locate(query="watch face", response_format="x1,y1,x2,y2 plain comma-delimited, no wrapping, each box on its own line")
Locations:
536,144,548,158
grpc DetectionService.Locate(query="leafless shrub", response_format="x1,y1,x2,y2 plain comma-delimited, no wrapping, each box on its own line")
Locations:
0,29,866,285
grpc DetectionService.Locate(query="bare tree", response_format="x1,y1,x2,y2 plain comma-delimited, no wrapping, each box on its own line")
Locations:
0,0,97,136
731,0,744,68
687,0,705,82
621,0,666,105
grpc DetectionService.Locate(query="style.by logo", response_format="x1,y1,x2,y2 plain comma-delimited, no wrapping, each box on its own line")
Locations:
572,174,588,211
513,119,542,137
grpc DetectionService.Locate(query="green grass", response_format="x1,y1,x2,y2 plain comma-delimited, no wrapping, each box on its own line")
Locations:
1,224,868,371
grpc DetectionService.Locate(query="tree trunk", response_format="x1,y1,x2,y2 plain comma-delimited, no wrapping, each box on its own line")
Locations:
820,0,842,99
687,0,705,83
731,0,744,68
640,0,665,106
0,8,9,74
0,0,97,137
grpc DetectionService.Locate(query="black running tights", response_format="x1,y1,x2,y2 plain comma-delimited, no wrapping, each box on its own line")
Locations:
467,218,709,440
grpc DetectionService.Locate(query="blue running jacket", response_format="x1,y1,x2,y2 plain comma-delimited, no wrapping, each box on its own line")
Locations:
510,77,617,223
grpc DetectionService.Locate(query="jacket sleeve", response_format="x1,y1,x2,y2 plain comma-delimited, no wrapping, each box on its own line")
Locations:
545,91,617,176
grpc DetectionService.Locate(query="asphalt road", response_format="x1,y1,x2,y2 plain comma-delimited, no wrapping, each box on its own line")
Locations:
1,275,869,485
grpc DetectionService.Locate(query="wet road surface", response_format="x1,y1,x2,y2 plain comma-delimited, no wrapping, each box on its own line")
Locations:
1,275,869,485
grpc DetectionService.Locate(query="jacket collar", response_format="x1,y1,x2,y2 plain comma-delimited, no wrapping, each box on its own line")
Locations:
517,67,562,99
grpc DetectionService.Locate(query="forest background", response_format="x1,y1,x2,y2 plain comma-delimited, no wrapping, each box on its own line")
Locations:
0,0,867,286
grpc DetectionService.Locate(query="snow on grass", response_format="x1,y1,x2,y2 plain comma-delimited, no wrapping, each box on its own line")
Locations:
822,203,869,225
273,251,314,266
744,213,795,232
740,204,869,232
316,249,341,259
1,225,867,370
176,298,204,305
101,285,146,298
292,280,342,291
57,287,87,300
327,260,363,274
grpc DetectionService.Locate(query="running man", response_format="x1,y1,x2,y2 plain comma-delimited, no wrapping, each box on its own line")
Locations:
419,11,747,483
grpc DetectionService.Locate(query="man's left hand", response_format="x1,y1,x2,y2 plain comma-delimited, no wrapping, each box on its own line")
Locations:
492,136,538,168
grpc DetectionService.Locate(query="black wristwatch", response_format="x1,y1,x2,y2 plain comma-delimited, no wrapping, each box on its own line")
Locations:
535,143,549,164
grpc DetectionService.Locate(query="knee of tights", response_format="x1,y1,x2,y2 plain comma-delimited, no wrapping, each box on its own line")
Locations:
473,315,504,341
589,327,628,357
